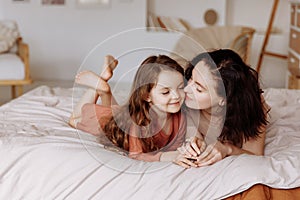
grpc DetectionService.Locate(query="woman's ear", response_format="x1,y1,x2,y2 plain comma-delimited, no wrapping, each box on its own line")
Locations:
218,98,225,106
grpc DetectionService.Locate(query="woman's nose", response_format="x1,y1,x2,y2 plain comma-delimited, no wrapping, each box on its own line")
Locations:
184,81,193,93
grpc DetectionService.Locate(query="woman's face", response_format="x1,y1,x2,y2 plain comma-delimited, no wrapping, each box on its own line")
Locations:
184,61,220,110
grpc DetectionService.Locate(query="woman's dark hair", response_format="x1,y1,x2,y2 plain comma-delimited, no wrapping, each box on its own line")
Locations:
185,49,269,146
102,55,184,152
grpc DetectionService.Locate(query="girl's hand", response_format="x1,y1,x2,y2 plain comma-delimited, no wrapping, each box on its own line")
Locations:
195,141,231,167
177,136,207,157
172,153,198,169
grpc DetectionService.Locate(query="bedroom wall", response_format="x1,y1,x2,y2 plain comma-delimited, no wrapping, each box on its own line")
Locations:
0,0,291,93
0,0,148,82
148,0,227,28
0,0,226,83
227,0,290,88
0,4,3,18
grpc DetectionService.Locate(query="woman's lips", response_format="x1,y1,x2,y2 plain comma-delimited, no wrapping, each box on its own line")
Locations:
185,95,193,100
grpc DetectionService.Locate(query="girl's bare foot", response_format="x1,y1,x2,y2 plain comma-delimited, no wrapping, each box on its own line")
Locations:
100,55,118,81
69,114,81,128
75,71,110,94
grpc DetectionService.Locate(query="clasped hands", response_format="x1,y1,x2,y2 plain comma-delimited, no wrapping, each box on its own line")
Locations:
174,136,228,168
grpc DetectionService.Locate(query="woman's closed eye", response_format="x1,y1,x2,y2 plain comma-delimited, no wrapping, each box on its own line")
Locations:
196,87,202,92
191,83,202,92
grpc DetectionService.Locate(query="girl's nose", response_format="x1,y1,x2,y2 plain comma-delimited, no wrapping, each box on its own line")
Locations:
171,90,180,99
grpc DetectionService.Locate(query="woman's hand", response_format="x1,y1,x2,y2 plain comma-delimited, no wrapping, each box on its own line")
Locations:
177,136,207,157
195,141,231,167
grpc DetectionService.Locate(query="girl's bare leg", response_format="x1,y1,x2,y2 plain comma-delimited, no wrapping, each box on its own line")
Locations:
75,71,110,93
69,55,118,127
100,55,118,106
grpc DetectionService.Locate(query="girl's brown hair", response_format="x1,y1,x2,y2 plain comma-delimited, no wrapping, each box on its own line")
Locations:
102,55,184,152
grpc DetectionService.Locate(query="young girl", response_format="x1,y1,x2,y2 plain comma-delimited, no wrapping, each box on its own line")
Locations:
70,55,194,162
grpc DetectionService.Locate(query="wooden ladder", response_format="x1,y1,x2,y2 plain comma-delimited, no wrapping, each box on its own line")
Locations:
256,0,288,73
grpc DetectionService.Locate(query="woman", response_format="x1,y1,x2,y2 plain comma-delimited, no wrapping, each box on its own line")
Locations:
175,49,270,168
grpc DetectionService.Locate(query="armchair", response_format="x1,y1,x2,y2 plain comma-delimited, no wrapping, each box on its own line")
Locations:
0,21,32,99
172,26,255,68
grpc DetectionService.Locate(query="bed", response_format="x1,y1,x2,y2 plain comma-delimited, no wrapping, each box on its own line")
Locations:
1,85,300,199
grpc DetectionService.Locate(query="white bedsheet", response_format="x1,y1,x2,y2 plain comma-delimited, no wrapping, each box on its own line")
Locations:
0,86,299,200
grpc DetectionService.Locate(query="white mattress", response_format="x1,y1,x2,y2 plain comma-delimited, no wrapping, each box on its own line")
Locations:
0,86,300,200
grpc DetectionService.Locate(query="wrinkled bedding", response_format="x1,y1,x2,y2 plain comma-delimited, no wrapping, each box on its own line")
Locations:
0,86,299,200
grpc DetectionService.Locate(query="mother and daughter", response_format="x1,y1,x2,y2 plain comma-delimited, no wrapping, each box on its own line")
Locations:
69,49,269,168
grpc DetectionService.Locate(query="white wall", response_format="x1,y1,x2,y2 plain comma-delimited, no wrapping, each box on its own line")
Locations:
0,0,227,84
227,0,290,88
0,3,3,19
0,0,291,88
0,0,147,81
148,0,227,27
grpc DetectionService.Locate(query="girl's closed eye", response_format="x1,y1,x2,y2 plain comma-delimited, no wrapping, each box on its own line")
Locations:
162,90,170,95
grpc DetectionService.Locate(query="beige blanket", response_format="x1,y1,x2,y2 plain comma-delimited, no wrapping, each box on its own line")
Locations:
226,184,300,200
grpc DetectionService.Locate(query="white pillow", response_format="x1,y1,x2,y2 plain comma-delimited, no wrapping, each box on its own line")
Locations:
0,21,20,54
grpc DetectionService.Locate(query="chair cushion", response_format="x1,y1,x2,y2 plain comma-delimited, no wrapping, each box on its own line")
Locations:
0,53,25,80
0,20,20,54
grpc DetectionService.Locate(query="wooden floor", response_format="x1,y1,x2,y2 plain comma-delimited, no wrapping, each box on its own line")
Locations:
0,80,73,105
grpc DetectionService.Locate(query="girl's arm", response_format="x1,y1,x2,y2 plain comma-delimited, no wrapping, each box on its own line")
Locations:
130,150,197,168
128,135,144,155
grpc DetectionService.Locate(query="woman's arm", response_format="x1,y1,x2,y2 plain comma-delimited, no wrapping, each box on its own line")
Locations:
240,96,268,155
242,125,266,156
221,96,269,157
194,125,266,167
180,98,269,167
176,128,266,168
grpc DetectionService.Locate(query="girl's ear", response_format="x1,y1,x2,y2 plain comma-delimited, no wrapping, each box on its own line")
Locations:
145,95,151,103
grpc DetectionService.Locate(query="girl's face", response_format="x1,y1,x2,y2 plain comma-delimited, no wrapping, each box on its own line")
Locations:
148,70,185,114
184,61,220,110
